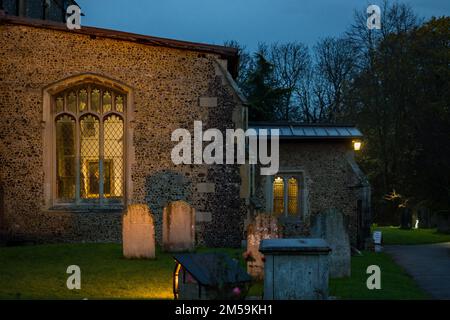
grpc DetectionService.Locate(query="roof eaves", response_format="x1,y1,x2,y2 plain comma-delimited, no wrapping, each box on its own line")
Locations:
0,12,239,77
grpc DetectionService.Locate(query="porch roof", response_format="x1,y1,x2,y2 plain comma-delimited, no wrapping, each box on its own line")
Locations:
248,122,363,140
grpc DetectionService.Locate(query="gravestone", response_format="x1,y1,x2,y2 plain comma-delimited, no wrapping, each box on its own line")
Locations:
122,204,155,259
400,208,412,229
163,200,195,252
311,209,351,278
246,213,281,280
418,208,431,228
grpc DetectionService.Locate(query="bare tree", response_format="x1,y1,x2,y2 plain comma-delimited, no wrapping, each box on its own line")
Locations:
224,40,253,87
313,37,356,122
268,42,310,120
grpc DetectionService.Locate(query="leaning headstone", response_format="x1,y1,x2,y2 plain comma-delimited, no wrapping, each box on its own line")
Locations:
245,213,281,280
123,204,155,259
163,200,195,252
311,209,351,278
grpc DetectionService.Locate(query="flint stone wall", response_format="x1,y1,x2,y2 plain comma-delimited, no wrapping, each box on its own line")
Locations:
0,21,245,246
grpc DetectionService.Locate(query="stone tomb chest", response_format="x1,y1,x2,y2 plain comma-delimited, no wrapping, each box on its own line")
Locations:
260,238,331,300
173,253,252,300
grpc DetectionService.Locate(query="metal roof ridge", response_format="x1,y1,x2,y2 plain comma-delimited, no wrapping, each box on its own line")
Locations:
248,121,359,128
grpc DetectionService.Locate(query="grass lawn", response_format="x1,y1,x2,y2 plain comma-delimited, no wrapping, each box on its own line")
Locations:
0,243,428,300
372,226,450,245
329,251,428,299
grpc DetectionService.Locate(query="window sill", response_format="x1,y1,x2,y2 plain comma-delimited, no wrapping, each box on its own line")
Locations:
46,204,124,213
278,215,303,224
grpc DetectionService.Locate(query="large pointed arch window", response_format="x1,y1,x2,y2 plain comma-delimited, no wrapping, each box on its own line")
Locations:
54,84,125,204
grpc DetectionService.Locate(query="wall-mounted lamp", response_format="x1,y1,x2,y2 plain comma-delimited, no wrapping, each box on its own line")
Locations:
353,140,362,151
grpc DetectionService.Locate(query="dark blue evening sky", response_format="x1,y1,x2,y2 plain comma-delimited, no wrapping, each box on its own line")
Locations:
76,0,449,50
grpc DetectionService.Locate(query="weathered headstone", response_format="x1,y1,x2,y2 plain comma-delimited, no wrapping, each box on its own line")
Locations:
163,200,195,252
246,213,281,280
311,209,351,278
122,204,155,259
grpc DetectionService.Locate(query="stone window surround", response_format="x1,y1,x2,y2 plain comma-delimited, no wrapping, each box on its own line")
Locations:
264,168,309,221
42,73,135,210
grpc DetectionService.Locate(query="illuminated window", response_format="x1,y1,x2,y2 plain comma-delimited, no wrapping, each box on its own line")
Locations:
55,115,76,200
54,84,125,203
272,175,301,217
288,178,298,215
103,91,112,112
273,177,284,215
79,89,87,111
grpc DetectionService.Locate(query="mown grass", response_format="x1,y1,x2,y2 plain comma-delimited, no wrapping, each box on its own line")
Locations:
0,244,428,299
372,226,450,245
329,251,428,299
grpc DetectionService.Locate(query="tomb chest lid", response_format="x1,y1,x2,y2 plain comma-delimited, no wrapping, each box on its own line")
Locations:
259,238,331,255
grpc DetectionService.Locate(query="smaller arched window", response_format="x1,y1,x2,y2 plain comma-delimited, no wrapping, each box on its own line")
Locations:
273,177,284,215
53,84,126,204
272,175,301,217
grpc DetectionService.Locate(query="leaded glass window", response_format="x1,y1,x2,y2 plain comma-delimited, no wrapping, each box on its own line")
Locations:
104,115,124,198
53,84,126,204
91,88,100,113
288,177,298,215
272,175,301,217
56,115,76,200
79,89,87,111
273,177,284,215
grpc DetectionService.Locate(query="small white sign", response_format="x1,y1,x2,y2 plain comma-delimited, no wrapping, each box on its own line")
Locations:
373,231,382,245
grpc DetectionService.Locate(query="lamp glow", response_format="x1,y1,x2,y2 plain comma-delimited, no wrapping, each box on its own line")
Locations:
353,140,362,151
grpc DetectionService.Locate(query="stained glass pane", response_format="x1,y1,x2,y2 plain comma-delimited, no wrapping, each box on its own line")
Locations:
56,115,76,201
91,89,100,113
273,177,284,215
104,115,124,198
67,92,77,113
103,91,112,112
79,89,87,111
288,177,298,215
115,95,124,112
55,96,64,113
80,115,100,199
